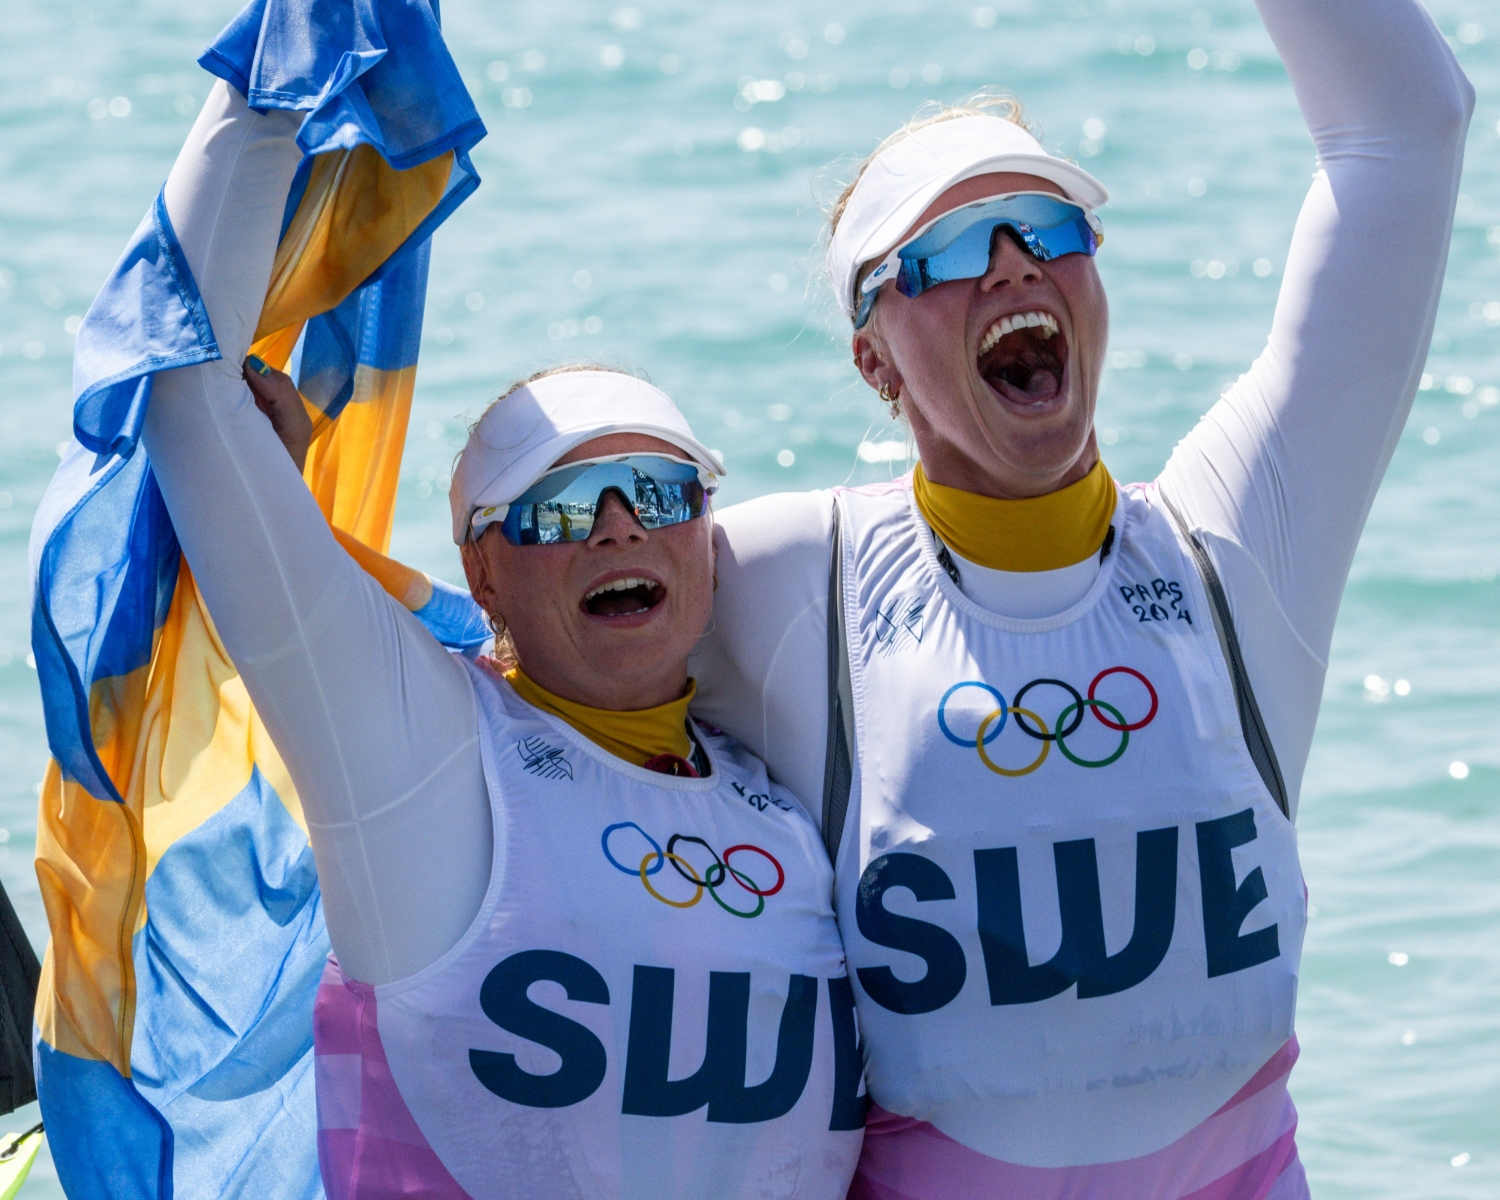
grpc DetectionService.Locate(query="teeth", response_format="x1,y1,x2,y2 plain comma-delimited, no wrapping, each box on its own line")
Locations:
584,576,659,602
978,310,1059,356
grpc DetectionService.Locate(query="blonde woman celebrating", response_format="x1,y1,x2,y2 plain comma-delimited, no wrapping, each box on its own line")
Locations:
695,0,1473,1195
134,78,864,1198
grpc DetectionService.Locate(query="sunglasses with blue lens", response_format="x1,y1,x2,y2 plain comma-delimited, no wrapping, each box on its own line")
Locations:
472,455,717,546
854,192,1103,329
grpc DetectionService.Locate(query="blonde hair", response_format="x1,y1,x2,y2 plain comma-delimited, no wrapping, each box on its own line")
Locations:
826,90,1036,306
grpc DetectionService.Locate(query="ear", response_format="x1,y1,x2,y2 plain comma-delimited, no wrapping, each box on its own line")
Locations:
460,535,501,619
852,322,904,400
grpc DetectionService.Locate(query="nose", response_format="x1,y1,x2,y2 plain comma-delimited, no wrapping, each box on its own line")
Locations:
978,227,1044,292
586,489,647,547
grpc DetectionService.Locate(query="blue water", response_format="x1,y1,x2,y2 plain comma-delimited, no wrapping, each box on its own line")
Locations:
2,0,1497,1194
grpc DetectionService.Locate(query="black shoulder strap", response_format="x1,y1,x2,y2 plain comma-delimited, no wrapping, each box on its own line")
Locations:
1160,494,1290,819
820,501,855,864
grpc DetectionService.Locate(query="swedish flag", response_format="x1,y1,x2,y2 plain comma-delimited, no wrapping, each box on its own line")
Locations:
28,0,486,1194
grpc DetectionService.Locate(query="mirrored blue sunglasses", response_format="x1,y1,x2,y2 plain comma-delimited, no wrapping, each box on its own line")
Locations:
471,455,717,546
854,192,1103,329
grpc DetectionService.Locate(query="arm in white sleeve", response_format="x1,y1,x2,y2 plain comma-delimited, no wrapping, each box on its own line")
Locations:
693,493,833,820
140,80,491,985
1159,0,1474,812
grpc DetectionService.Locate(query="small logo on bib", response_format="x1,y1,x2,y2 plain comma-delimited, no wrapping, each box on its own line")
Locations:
601,822,785,918
874,595,925,656
936,667,1159,777
518,736,573,780
1118,577,1192,625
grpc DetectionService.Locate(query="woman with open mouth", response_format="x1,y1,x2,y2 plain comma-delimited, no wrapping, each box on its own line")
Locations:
693,0,1474,1196
135,82,864,1198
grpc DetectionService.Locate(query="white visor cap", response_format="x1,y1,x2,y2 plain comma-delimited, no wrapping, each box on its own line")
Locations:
828,114,1109,320
450,370,726,544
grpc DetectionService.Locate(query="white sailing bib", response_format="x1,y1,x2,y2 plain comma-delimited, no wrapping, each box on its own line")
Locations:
316,662,863,1199
832,480,1304,1169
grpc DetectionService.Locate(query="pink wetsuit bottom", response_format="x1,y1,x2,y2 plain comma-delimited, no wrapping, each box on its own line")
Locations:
850,1039,1308,1200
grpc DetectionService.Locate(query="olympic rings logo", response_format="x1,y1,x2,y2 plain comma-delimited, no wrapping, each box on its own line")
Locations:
600,823,785,918
936,667,1159,777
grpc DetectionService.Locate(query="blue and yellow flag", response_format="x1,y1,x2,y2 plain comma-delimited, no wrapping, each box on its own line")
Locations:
28,1,487,1195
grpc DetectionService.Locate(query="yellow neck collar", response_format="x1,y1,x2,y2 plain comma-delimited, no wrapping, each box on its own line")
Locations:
912,458,1115,572
505,668,695,768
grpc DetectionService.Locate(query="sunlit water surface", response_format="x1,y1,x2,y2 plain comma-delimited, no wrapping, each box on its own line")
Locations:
1,0,1497,1193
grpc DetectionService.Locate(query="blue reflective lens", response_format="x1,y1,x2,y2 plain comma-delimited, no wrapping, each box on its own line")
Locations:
495,456,714,545
855,193,1100,328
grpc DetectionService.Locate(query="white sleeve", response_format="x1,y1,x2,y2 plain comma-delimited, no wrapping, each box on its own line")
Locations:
140,80,491,985
1158,0,1474,814
691,492,834,822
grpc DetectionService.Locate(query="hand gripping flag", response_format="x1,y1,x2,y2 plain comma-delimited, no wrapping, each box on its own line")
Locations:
28,1,487,1196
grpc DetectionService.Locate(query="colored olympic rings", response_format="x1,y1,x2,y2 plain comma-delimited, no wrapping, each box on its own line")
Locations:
1011,679,1084,742
641,852,704,909
976,707,1049,777
935,667,1159,776
723,844,786,897
601,823,783,918
601,821,664,876
1053,699,1129,768
938,681,1007,746
666,834,722,887
1088,666,1158,731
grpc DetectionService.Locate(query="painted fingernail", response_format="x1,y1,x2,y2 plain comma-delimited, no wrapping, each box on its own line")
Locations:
246,355,271,376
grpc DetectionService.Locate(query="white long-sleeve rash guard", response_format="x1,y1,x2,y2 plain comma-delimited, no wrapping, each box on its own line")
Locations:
144,83,491,986
141,0,1472,987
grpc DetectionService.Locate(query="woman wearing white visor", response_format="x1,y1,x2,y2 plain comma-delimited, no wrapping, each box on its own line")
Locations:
139,85,863,1198
695,0,1473,1196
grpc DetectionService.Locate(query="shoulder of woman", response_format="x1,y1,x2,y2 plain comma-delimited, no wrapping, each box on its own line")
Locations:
715,489,834,562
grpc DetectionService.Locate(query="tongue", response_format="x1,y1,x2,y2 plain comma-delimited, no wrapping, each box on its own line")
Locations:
1019,367,1061,400
980,331,1065,405
587,587,654,617
987,363,1062,403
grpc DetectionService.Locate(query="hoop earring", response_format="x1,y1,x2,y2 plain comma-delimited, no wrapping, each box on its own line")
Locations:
879,383,901,418
487,611,507,638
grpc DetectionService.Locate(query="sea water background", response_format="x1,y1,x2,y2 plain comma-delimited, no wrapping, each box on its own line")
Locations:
0,0,1497,1193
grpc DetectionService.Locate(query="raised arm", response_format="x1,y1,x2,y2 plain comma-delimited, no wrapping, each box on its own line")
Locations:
1159,0,1473,803
141,81,489,984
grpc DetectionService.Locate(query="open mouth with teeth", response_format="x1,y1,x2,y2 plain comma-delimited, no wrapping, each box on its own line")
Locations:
582,575,665,618
976,309,1068,405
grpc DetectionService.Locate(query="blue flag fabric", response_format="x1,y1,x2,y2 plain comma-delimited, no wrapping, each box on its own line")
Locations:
29,1,485,1197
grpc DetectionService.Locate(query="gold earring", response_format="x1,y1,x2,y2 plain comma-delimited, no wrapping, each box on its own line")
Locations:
879,383,901,418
